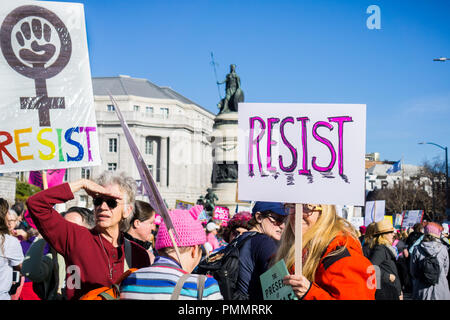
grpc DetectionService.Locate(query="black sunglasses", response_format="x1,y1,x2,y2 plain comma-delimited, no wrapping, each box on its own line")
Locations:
93,197,118,209
264,213,288,226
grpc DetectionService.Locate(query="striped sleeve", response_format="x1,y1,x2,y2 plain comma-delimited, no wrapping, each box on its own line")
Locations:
120,267,223,300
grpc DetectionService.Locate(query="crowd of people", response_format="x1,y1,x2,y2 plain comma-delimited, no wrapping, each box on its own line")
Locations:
1,170,449,301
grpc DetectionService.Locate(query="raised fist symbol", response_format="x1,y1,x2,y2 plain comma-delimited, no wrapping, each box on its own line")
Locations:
16,19,56,67
0,5,72,127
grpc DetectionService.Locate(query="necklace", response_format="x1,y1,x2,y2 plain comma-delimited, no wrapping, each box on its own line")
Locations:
99,234,113,280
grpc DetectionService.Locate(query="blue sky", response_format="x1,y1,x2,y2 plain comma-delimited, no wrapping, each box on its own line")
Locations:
46,0,450,166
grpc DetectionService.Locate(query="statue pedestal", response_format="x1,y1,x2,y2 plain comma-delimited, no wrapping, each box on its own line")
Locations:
210,112,239,214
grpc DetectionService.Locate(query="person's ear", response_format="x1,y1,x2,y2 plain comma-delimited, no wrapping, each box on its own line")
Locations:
123,204,133,219
191,245,201,259
133,218,140,229
191,246,197,259
255,212,263,224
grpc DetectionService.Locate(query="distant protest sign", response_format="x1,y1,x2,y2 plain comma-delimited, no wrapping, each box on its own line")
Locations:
401,210,424,229
238,103,366,205
0,1,100,173
364,200,385,226
29,169,65,189
348,216,364,230
175,200,194,210
213,206,230,222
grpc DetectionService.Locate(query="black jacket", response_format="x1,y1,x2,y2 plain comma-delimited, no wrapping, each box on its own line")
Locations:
369,244,402,300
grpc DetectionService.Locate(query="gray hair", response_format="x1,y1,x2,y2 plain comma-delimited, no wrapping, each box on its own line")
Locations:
95,171,137,232
7,210,18,220
95,171,137,204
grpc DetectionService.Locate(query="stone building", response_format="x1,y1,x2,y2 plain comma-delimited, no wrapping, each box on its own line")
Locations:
63,75,215,209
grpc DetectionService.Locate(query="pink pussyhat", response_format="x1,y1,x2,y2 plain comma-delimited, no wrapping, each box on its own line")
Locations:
155,207,206,250
425,222,443,238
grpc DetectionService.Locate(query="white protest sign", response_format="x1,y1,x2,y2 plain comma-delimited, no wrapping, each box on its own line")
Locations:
401,210,424,229
238,103,366,205
348,216,364,230
0,1,100,173
364,200,386,226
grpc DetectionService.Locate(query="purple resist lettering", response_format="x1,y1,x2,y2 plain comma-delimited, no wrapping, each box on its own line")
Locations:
296,117,311,175
80,126,96,162
266,117,280,172
278,117,297,172
248,117,266,176
328,116,352,175
311,121,336,172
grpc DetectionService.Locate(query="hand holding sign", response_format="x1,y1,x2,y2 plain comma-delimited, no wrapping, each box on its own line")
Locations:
282,273,310,299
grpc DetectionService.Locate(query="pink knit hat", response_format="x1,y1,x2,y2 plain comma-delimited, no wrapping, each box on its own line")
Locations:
424,222,443,238
155,205,206,250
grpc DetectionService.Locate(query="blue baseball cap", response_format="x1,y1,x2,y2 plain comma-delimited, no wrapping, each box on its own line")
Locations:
251,201,288,216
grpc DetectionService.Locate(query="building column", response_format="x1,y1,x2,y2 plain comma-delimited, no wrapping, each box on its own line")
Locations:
160,137,168,188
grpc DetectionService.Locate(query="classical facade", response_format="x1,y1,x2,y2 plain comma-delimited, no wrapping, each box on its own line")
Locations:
62,75,215,209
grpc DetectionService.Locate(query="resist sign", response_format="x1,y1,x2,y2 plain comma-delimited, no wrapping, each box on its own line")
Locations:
0,1,100,173
238,103,366,206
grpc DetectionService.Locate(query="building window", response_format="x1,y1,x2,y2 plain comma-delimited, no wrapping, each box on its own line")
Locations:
146,106,154,115
107,104,115,112
79,195,88,208
133,105,140,112
161,108,169,119
16,172,25,181
145,137,154,155
108,163,117,171
81,168,91,179
108,138,117,153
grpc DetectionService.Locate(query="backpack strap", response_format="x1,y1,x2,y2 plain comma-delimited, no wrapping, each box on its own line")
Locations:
197,275,207,300
170,273,191,300
234,231,258,249
98,284,121,300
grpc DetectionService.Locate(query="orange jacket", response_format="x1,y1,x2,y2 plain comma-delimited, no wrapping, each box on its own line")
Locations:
301,233,376,300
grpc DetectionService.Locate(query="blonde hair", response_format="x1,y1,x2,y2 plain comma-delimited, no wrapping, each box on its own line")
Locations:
370,233,392,248
274,205,357,282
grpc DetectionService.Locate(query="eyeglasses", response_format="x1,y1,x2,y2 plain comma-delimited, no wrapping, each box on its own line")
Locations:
93,197,118,209
266,214,288,226
283,204,322,216
302,204,322,217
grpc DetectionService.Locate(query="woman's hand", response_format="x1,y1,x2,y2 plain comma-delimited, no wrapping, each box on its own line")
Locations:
283,274,311,299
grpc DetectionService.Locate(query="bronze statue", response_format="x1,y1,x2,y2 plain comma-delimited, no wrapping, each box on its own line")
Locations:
203,188,218,213
217,64,244,113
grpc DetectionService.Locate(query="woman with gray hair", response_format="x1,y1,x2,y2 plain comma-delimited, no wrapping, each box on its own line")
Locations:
26,171,150,300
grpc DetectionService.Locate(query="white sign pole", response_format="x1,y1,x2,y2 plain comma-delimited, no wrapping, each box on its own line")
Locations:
295,204,303,276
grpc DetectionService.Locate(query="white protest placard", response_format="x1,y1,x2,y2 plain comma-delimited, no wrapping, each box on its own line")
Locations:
348,216,364,230
0,1,100,173
238,103,366,206
364,200,386,226
401,210,424,229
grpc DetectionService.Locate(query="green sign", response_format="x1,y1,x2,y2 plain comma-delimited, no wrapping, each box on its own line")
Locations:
260,259,298,300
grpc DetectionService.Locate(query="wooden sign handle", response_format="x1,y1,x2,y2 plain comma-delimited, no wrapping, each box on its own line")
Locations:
295,204,303,276
168,228,185,270
41,170,48,190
